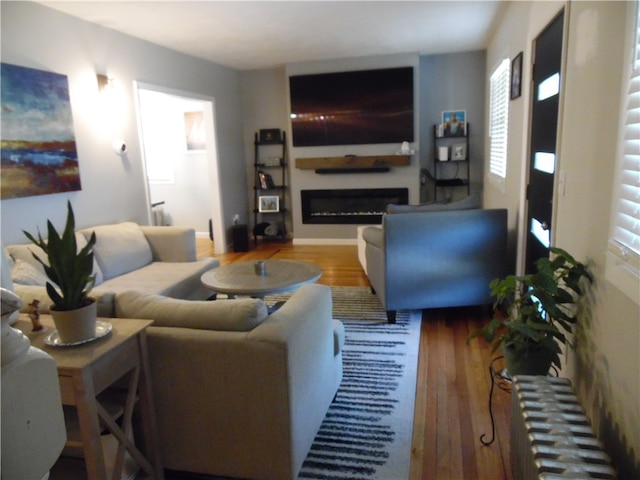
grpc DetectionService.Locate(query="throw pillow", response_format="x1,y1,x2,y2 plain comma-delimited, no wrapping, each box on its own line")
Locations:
11,259,49,286
6,234,104,286
83,222,153,280
1,245,18,325
5,243,48,274
2,245,15,290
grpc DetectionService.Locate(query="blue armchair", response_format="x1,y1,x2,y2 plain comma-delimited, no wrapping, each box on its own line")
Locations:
361,206,508,323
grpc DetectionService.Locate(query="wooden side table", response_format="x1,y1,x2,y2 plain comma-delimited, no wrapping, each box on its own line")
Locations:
16,315,164,480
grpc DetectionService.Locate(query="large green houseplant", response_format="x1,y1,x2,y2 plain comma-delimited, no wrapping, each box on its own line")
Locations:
23,201,98,343
472,247,593,376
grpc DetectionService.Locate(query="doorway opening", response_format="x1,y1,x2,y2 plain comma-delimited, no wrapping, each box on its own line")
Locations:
135,83,227,254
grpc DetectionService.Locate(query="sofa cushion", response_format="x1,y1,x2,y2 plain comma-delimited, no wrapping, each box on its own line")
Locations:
11,259,48,286
6,243,47,274
97,258,218,300
84,222,153,280
333,319,345,356
6,233,104,286
362,225,384,248
1,245,18,325
75,233,103,285
115,290,268,332
386,191,481,214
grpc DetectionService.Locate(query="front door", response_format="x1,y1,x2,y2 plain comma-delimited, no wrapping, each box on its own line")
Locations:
524,11,565,274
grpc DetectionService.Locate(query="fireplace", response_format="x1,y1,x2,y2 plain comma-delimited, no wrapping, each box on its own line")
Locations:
301,188,409,224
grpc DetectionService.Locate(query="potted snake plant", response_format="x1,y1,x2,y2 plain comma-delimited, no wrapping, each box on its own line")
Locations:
23,201,98,344
471,247,593,376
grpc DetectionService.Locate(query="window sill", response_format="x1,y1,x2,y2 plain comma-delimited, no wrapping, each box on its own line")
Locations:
605,251,640,305
486,172,506,194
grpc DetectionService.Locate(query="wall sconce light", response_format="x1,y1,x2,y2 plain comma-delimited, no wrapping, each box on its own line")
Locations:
113,139,127,155
96,73,114,92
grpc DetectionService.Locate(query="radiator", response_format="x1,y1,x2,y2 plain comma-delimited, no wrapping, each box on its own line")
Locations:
511,375,617,480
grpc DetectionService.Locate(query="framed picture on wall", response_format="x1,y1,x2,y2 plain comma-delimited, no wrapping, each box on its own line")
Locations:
511,52,523,100
259,195,279,213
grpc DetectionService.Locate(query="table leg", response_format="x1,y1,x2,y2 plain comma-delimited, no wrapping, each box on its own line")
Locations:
73,369,107,480
136,331,164,479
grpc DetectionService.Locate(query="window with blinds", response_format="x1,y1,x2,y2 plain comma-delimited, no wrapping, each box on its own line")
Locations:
606,0,640,303
489,58,510,179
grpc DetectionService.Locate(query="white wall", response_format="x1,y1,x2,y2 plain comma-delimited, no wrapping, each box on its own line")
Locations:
0,2,245,246
485,1,639,476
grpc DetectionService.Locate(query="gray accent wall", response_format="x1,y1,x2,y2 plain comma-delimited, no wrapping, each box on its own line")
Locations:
419,51,486,203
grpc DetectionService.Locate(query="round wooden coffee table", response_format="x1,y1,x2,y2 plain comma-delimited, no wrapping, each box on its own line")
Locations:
201,259,322,298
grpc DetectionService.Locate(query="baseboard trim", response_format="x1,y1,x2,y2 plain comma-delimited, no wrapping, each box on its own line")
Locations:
292,238,358,246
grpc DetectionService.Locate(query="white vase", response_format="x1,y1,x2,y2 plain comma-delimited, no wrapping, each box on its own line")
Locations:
51,299,97,344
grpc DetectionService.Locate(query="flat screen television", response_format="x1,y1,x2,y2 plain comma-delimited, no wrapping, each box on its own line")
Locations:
289,67,414,147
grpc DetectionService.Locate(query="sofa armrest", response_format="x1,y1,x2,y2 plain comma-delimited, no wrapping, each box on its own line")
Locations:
139,226,196,262
146,283,339,479
249,283,336,475
362,225,384,248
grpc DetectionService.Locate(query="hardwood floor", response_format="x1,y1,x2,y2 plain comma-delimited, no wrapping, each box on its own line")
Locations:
51,239,511,479
200,239,512,480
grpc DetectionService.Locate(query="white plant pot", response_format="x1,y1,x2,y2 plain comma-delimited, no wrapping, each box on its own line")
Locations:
50,300,97,344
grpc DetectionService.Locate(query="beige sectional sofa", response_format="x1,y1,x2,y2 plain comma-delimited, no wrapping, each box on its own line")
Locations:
4,221,219,317
3,221,344,479
116,284,344,479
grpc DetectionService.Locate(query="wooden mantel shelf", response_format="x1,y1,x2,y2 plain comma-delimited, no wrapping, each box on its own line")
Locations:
295,155,411,170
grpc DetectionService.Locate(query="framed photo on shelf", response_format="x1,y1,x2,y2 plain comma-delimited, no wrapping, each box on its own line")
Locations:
441,110,466,137
511,52,523,100
258,171,275,189
451,143,467,161
259,195,279,213
259,128,281,144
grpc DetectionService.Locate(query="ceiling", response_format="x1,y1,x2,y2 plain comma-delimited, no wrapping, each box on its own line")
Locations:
38,1,507,70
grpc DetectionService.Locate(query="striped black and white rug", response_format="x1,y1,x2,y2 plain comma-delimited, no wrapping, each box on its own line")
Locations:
267,286,422,480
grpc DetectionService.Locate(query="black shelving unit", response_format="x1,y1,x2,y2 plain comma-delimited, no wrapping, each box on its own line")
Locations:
433,123,471,201
253,130,287,242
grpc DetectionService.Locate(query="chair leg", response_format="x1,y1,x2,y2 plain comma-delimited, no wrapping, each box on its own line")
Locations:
386,311,396,324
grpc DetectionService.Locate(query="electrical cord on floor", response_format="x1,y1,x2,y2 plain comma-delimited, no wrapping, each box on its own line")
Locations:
421,168,435,182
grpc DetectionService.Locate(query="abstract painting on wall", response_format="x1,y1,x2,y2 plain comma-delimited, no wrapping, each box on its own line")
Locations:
1,63,81,199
